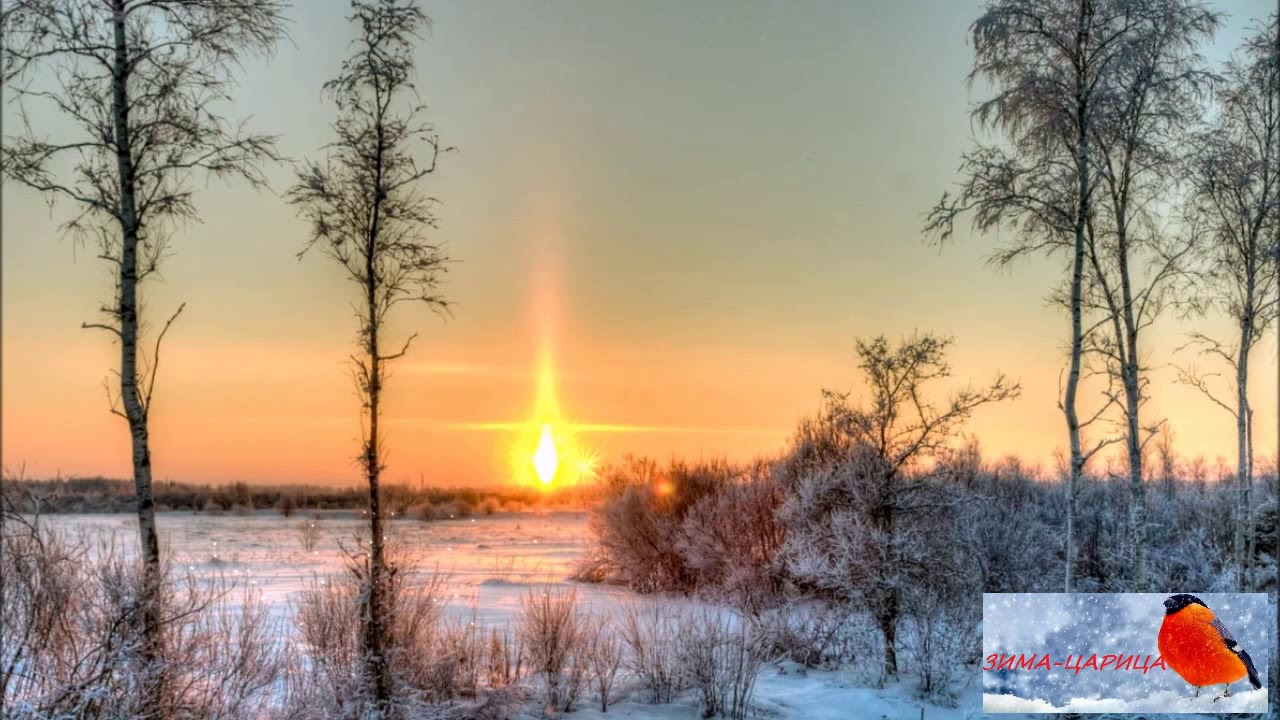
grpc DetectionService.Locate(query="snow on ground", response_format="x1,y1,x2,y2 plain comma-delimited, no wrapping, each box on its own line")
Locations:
38,512,1266,719
983,687,1268,713
557,668,983,720
40,510,638,627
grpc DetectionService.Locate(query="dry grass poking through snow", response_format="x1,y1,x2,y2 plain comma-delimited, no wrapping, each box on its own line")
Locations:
1,510,290,719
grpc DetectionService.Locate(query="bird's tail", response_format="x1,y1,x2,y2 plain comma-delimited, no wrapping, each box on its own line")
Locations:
1239,648,1262,690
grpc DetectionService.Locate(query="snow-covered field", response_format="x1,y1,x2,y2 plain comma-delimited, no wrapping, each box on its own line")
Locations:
35,512,1263,719
43,510,631,627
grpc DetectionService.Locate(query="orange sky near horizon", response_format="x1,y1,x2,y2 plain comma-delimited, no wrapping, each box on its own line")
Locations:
2,0,1277,487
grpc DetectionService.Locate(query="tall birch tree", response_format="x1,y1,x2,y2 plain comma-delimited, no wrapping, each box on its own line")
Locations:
287,0,450,712
927,0,1138,592
1084,0,1218,591
1,0,286,671
1179,13,1280,590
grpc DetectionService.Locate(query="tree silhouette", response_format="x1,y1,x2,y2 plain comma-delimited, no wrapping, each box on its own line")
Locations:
287,0,451,711
1,0,286,680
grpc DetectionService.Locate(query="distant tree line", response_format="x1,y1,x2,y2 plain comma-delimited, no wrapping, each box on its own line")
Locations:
1,474,588,517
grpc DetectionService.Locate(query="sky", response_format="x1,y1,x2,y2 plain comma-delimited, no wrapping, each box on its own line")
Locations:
2,0,1278,486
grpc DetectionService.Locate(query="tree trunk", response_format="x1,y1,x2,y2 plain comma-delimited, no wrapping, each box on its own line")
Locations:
1117,178,1145,592
1064,219,1085,594
1235,319,1252,589
364,260,390,714
1119,256,1146,591
879,599,898,679
111,0,163,662
363,119,391,712
1064,218,1086,593
875,474,899,677
1063,15,1091,591
1124,362,1146,592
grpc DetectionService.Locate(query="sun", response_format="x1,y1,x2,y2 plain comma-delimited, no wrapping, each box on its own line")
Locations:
509,349,597,489
532,424,558,484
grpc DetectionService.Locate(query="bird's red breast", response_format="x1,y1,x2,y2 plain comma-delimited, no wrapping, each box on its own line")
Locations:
1158,603,1248,687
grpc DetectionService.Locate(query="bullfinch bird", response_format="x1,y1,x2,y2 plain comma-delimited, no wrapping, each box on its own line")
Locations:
1158,594,1261,701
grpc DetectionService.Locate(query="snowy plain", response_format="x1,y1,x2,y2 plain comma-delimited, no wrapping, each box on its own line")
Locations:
37,511,1265,719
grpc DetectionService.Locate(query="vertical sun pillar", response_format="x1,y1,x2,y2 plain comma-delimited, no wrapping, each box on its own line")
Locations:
533,423,559,484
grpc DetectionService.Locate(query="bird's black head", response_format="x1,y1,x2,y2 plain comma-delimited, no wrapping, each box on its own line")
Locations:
1164,594,1208,615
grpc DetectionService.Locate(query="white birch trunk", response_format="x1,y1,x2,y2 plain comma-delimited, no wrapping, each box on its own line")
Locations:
110,0,163,652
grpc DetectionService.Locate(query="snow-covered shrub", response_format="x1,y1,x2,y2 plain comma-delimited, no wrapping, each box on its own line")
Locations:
779,334,1017,679
298,518,321,552
292,563,454,716
676,610,770,720
174,585,293,719
1042,476,1124,592
675,461,788,610
778,447,912,675
577,456,735,593
752,600,880,672
292,573,362,707
442,602,488,699
899,592,980,707
618,600,687,703
516,585,588,715
482,625,523,690
582,612,624,712
1246,492,1277,593
956,468,1059,593
0,511,288,719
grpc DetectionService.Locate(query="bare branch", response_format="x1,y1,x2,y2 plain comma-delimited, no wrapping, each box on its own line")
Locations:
142,302,187,418
80,321,122,339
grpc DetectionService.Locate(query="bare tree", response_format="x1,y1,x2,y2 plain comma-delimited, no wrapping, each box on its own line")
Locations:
1178,13,1280,590
286,0,451,712
1,0,286,670
1084,0,1218,591
781,333,1019,676
1153,423,1178,500
926,0,1139,591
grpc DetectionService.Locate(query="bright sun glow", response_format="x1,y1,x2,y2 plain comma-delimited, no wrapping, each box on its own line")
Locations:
508,347,598,489
533,424,559,484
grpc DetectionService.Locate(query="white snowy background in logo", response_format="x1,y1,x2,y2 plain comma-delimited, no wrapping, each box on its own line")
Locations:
982,593,1272,713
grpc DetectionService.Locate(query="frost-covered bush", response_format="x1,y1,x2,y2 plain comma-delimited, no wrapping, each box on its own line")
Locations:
955,467,1060,593
676,461,787,610
0,512,288,719
576,456,731,592
618,600,687,703
292,563,458,716
676,611,770,720
753,600,881,673
297,518,321,552
577,456,785,605
581,612,624,712
779,450,903,664
441,602,488,699
779,334,1017,682
899,592,980,707
516,586,588,715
